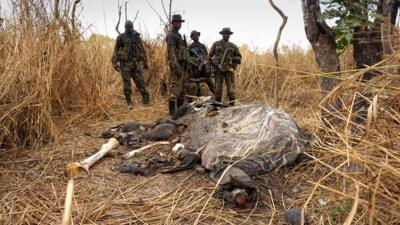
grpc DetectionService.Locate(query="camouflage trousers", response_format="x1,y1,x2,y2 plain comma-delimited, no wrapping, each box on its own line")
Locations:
120,65,149,98
168,71,187,102
186,77,215,97
214,71,235,103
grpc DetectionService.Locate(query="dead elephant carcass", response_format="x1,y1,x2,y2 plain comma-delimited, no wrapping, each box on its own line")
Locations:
176,102,305,205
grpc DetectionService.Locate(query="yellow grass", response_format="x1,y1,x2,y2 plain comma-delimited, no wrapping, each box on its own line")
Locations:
1,1,400,224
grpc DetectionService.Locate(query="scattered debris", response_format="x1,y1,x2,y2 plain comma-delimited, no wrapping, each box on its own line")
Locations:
284,208,309,225
318,196,328,206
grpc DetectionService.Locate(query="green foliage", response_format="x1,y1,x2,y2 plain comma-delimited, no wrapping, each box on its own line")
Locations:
323,200,353,224
320,0,379,54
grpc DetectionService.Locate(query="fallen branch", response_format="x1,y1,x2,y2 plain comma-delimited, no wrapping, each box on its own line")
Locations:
123,141,170,159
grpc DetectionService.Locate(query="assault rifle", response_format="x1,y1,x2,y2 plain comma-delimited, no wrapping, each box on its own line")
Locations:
189,48,205,72
211,48,228,72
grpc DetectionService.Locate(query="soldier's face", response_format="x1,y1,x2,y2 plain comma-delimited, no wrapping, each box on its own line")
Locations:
191,34,199,42
172,21,182,30
222,34,230,42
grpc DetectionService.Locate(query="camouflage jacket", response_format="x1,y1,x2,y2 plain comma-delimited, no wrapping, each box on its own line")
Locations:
112,31,148,67
208,40,242,72
189,41,208,67
166,29,190,71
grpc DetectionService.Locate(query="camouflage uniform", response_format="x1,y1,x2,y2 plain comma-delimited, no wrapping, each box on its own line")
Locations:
188,31,215,96
166,14,191,115
208,28,241,105
112,21,149,107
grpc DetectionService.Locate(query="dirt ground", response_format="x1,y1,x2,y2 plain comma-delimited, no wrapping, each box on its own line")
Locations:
0,97,316,225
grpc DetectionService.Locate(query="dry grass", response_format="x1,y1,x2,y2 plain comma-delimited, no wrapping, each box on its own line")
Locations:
1,0,400,224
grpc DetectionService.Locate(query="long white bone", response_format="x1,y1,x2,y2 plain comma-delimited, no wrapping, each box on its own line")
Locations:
61,137,120,225
122,141,170,159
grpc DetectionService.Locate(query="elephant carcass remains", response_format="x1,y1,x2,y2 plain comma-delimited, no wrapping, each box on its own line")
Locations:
105,98,306,205
176,101,305,205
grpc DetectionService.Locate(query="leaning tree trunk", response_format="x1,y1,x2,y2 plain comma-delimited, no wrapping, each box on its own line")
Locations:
301,0,341,122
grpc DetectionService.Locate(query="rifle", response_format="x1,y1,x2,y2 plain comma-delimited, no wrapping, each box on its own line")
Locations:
212,47,228,72
189,48,205,72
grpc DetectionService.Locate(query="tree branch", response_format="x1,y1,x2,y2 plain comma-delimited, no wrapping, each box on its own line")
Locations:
115,0,122,34
71,0,81,32
268,0,287,108
168,0,173,23
54,0,60,20
146,0,166,25
160,0,169,22
124,0,128,22
133,10,140,24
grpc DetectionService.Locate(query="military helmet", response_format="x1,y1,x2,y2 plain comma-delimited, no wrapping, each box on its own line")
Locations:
190,30,201,38
219,27,233,35
125,20,134,31
171,14,185,23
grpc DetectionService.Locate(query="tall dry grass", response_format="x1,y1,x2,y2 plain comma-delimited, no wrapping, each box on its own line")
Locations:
1,0,400,224
0,1,118,148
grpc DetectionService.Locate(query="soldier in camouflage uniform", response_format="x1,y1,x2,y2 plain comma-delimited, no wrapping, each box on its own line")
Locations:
188,30,215,96
166,14,191,115
112,20,150,109
208,27,242,106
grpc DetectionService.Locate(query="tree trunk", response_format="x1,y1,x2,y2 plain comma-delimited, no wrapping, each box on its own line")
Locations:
353,27,383,81
301,0,341,121
352,26,383,124
352,0,399,124
381,0,399,74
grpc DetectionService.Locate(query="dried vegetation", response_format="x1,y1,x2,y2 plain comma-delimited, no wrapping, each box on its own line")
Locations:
0,0,399,224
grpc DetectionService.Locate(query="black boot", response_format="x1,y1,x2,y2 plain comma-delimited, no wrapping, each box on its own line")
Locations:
214,97,222,103
177,98,185,109
142,92,150,106
125,94,133,110
169,100,176,116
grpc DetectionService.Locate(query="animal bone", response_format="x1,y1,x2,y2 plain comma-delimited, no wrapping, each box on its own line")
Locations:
61,138,120,225
122,141,170,159
172,143,185,152
65,138,120,174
